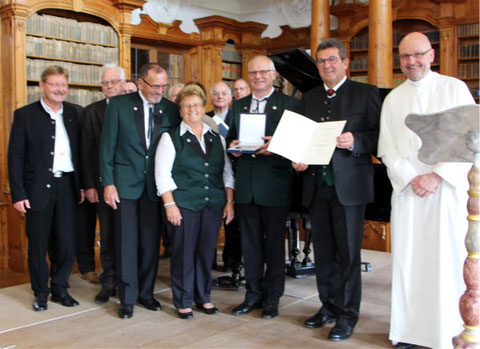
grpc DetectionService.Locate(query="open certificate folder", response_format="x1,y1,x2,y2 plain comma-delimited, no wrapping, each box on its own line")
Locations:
267,110,346,165
227,113,266,154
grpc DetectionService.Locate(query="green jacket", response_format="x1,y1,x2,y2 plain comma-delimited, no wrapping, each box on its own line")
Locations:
100,92,181,201
226,91,301,207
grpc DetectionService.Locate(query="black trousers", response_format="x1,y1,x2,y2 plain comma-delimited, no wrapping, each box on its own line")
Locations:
237,203,289,306
309,183,365,327
168,206,222,309
26,174,77,297
222,215,242,272
114,190,160,305
97,198,116,289
75,200,97,274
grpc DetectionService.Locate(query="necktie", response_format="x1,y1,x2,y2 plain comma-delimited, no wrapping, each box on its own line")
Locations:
252,97,267,113
327,88,335,97
147,104,154,148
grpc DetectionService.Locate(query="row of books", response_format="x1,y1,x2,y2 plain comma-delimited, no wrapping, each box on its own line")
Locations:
222,43,242,63
157,53,184,80
351,76,368,84
27,86,104,107
221,62,242,80
458,23,479,37
27,58,102,85
26,36,118,65
27,13,118,46
393,30,439,45
351,35,368,50
458,62,479,79
459,43,479,58
350,58,368,71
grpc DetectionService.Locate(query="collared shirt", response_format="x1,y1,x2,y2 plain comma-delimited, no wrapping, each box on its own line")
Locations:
249,87,275,113
139,91,158,148
324,76,347,98
216,108,229,122
40,98,74,173
154,121,234,196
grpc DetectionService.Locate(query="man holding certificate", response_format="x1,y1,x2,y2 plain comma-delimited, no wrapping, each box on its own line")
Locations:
293,38,380,341
226,55,300,319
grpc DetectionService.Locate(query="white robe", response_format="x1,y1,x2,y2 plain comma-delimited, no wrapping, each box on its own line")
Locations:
377,71,475,349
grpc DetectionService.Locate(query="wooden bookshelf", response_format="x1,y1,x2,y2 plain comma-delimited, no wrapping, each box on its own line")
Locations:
457,22,479,102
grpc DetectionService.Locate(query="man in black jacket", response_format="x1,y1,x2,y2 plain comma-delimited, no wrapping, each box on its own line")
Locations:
81,63,126,303
293,38,380,341
8,65,83,311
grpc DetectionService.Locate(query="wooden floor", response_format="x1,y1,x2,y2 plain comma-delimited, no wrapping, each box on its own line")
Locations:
0,250,398,349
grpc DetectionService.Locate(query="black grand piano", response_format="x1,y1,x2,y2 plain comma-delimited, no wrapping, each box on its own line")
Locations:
269,48,393,277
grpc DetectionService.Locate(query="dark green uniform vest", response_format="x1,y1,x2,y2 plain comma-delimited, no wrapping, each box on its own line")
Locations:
169,127,226,211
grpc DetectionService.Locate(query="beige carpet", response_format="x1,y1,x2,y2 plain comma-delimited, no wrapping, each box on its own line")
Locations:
0,250,396,348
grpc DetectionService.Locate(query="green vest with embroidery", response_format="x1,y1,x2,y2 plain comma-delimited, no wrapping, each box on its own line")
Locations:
169,127,226,211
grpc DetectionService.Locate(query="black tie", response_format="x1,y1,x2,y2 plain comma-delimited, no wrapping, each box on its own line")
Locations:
147,104,154,148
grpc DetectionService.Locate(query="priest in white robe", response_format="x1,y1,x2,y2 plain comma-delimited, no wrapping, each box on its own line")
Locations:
378,32,475,349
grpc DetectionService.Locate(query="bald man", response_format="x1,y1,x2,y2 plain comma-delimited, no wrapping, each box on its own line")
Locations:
232,78,250,100
226,55,300,319
378,32,475,349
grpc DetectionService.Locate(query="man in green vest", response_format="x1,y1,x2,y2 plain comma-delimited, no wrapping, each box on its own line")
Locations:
226,55,300,319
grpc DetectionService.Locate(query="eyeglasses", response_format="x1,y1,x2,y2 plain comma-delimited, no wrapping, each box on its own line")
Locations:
248,69,273,76
140,77,169,90
101,79,122,86
398,48,432,61
44,81,68,89
317,56,339,66
180,103,203,110
212,91,230,97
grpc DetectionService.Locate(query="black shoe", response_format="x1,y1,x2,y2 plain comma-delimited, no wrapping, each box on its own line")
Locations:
32,296,48,311
196,303,219,314
304,312,336,328
261,305,278,319
231,301,262,315
138,297,162,311
177,309,193,319
95,288,115,304
118,304,133,319
328,324,354,341
394,343,416,349
51,292,79,307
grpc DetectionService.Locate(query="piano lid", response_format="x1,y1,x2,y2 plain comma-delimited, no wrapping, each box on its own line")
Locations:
269,48,322,93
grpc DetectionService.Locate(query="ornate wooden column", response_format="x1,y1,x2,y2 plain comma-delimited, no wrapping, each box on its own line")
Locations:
0,1,30,271
310,0,330,58
368,0,392,87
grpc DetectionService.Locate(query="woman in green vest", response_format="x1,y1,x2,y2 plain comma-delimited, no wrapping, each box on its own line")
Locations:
155,84,235,319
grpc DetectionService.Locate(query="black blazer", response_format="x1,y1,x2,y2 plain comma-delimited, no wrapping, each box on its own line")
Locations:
301,79,381,207
81,98,107,191
8,100,83,211
206,109,233,126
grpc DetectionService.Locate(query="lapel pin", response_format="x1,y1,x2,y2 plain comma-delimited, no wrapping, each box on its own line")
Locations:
133,106,138,111
186,138,191,143
272,106,277,110
209,138,213,142
243,106,248,110
159,110,163,114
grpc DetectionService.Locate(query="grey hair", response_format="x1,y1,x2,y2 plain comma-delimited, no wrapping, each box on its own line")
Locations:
316,38,347,60
210,81,232,95
168,83,185,96
100,63,126,82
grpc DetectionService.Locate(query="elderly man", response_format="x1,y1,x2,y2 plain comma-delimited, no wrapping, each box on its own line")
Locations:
100,63,181,319
8,66,83,311
82,63,126,303
378,32,475,349
232,78,250,100
123,79,137,94
206,81,233,135
227,55,300,319
293,38,380,341
167,83,185,102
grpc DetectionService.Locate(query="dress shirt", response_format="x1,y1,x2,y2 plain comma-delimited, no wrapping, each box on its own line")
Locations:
138,91,156,148
155,121,235,196
40,98,74,173
215,109,229,122
324,76,347,98
249,87,275,113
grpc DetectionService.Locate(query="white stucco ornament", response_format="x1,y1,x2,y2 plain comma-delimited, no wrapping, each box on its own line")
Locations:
144,0,181,23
